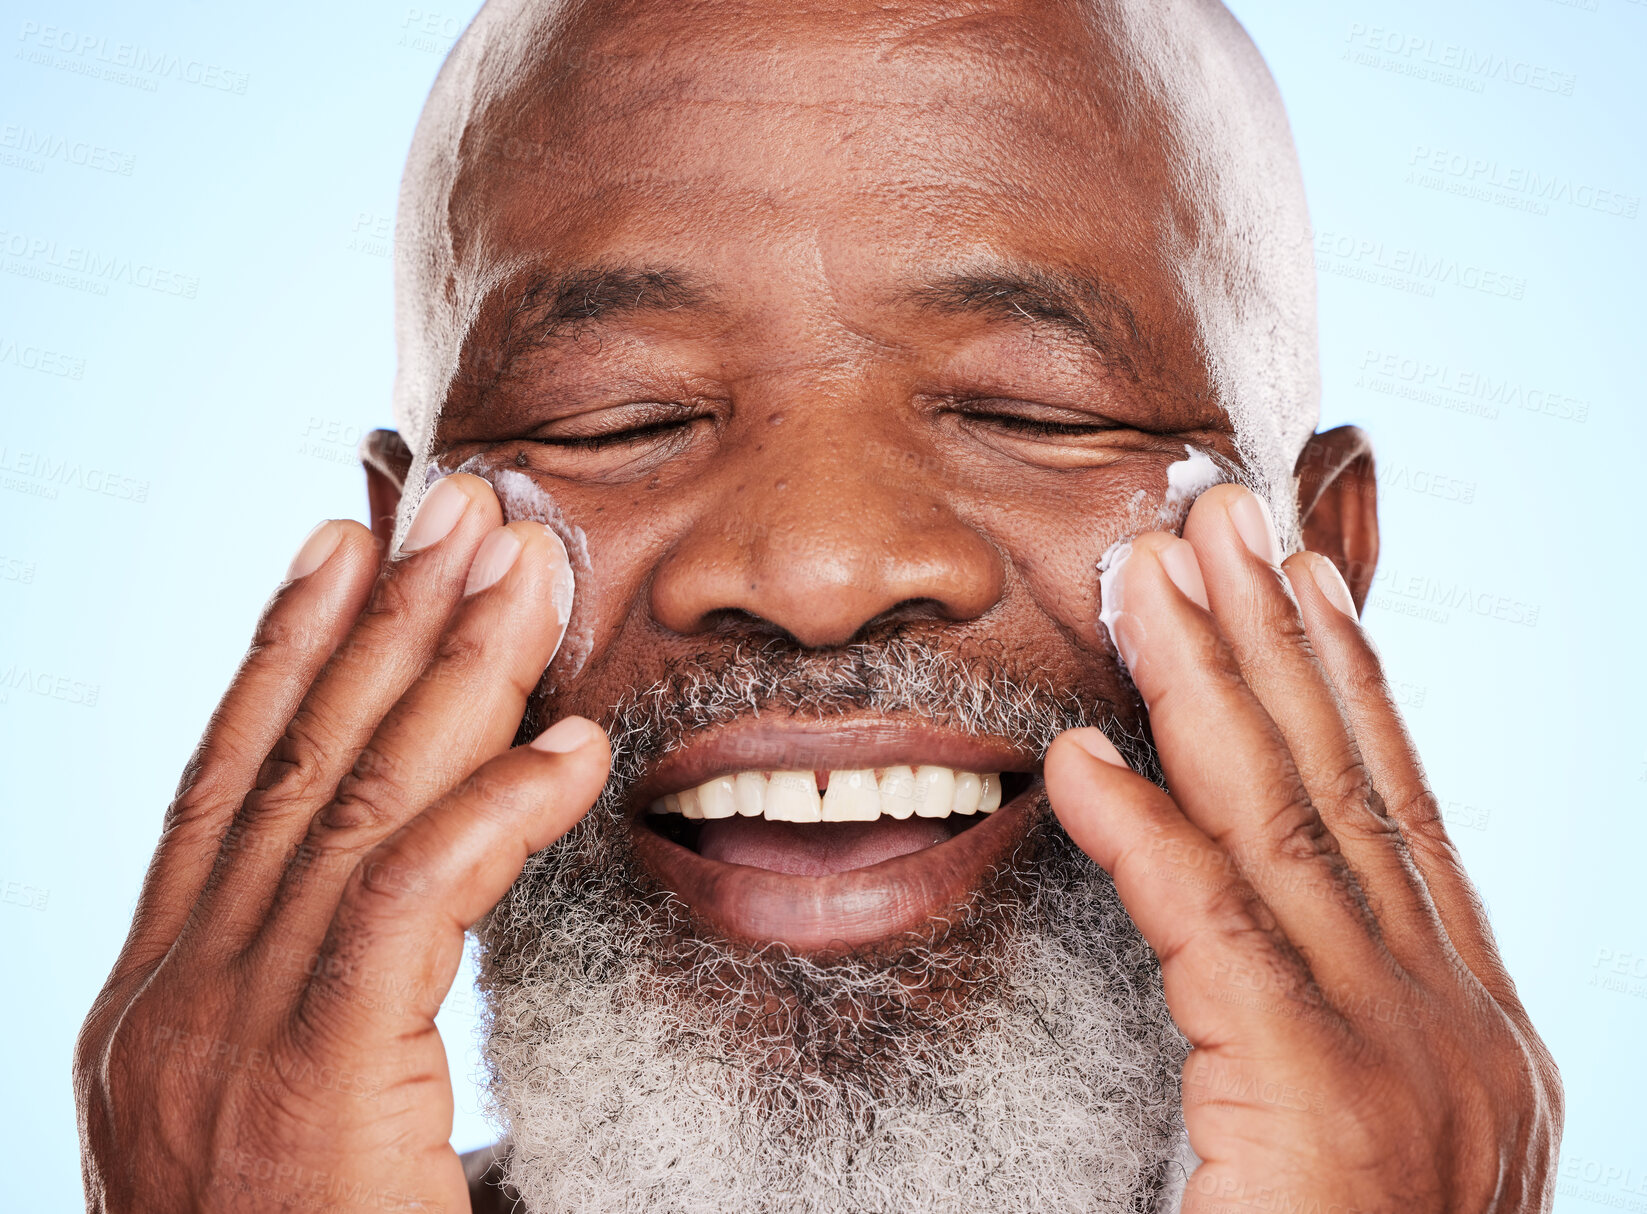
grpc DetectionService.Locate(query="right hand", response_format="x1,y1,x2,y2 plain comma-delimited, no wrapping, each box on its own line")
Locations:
74,473,609,1213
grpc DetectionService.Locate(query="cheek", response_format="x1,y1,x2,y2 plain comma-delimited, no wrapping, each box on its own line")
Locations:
953,474,1164,731
468,465,673,700
968,478,1152,657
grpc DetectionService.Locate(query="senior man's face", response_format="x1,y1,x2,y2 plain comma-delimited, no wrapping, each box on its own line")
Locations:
379,2,1343,1209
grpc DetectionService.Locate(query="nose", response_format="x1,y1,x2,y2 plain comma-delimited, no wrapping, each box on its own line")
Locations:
649,414,1005,648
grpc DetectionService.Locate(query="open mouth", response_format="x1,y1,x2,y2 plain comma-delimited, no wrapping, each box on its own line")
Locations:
626,718,1045,953
644,767,1031,874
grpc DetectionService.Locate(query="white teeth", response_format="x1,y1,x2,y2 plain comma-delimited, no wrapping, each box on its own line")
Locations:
979,772,1002,813
821,769,880,821
766,770,823,823
878,766,916,819
912,766,956,818
648,766,1011,824
698,775,737,819
678,786,703,819
733,771,766,817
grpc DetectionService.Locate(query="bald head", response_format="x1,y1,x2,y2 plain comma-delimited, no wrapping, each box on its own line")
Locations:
391,0,1317,535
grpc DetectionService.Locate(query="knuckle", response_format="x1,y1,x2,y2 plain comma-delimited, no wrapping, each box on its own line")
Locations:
1342,659,1393,707
1200,632,1246,684
1318,757,1373,814
1195,879,1279,946
162,778,233,841
429,626,488,680
1253,764,1333,857
348,840,433,907
316,770,408,837
255,711,347,800
164,717,268,836
1254,590,1310,645
1270,804,1339,867
248,605,318,659
1537,1049,1566,1125
1338,786,1409,851
360,565,415,627
1390,788,1457,854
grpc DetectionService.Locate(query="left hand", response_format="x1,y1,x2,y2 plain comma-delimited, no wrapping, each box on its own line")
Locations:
1044,483,1562,1214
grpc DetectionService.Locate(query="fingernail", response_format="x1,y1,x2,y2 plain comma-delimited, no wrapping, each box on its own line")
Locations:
1158,538,1209,609
1097,539,1131,645
1065,728,1133,770
465,528,525,596
531,716,601,754
1228,490,1281,565
1097,544,1142,671
286,522,342,581
544,528,575,624
1308,553,1359,620
401,477,469,554
1109,615,1142,672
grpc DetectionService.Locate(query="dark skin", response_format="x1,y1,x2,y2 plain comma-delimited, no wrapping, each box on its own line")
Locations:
75,2,1559,1211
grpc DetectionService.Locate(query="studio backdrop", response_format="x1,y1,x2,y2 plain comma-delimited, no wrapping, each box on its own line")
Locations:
0,1,1641,1209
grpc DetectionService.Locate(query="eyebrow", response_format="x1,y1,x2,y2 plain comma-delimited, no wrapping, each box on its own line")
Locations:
495,258,1147,375
496,263,719,362
901,262,1147,378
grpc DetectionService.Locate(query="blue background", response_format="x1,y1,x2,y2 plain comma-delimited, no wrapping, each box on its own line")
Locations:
1,1,1641,1207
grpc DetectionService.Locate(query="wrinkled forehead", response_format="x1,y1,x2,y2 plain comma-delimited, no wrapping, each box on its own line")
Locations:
393,0,1317,507
449,1,1171,236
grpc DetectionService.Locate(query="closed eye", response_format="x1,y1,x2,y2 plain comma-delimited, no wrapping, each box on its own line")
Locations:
954,400,1120,438
532,414,699,449
968,412,1116,437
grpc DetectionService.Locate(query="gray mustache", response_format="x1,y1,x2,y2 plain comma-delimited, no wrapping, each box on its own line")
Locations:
570,631,1160,796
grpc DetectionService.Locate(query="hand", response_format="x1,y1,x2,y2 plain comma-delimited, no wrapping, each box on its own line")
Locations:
1045,483,1562,1214
74,474,609,1213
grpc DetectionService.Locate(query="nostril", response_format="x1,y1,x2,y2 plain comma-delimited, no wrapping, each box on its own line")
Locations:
692,607,794,641
869,596,966,629
684,598,965,650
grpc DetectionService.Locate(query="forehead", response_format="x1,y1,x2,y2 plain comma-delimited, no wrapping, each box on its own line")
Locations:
445,0,1197,360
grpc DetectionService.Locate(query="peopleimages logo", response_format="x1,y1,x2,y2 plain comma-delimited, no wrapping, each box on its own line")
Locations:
1315,231,1527,300
0,446,150,503
0,123,136,176
1408,146,1639,220
1356,349,1591,425
0,335,86,379
1343,23,1577,97
0,227,199,298
1369,565,1540,628
0,662,100,707
15,21,250,95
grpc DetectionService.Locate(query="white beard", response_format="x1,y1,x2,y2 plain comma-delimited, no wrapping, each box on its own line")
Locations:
477,639,1191,1213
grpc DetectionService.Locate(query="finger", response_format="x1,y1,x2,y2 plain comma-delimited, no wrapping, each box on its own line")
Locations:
121,521,377,971
188,474,502,948
255,521,574,951
1104,531,1392,989
1182,487,1439,962
291,718,610,1042
1045,729,1344,1050
1287,552,1519,1005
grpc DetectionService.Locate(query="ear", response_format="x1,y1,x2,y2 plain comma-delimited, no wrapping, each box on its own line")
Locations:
360,429,414,547
1293,424,1380,613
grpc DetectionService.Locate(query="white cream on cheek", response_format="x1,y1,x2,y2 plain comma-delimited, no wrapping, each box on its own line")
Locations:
426,458,595,682
1097,444,1227,655
1162,444,1221,514
1096,538,1133,648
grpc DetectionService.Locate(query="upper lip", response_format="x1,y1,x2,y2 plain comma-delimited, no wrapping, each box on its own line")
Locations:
629,714,1041,807
624,713,1046,954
